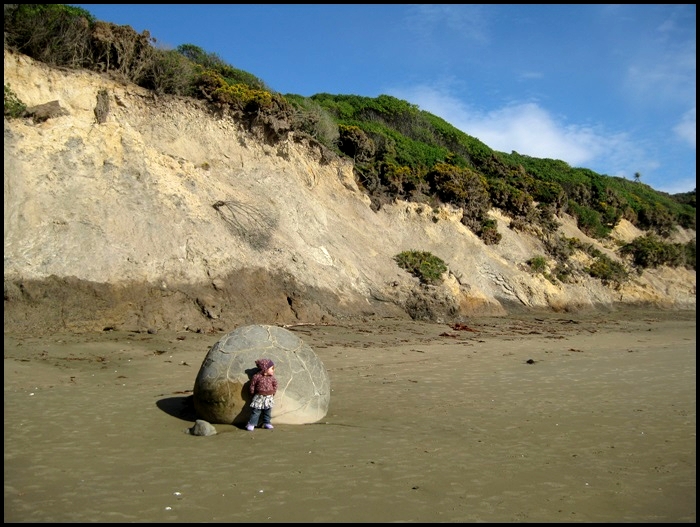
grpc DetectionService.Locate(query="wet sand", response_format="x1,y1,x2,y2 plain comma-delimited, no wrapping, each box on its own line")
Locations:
3,309,696,523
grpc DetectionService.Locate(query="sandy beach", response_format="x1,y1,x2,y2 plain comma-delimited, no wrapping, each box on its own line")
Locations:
3,308,696,523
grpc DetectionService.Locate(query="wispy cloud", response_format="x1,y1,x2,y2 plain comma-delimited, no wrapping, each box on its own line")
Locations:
518,71,544,81
622,8,696,107
404,4,490,45
674,107,696,148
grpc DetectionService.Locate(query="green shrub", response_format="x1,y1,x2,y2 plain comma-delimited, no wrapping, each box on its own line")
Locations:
586,254,629,284
527,255,548,274
620,233,696,270
683,240,696,270
4,4,94,68
552,263,574,283
338,124,375,162
144,48,197,96
4,84,27,118
543,234,575,263
177,43,268,91
285,94,339,147
394,250,447,284
479,218,502,245
568,201,611,239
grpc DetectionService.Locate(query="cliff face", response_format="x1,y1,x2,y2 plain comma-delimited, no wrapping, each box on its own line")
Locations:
3,51,696,335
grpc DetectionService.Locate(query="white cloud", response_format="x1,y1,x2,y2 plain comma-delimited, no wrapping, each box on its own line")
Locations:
456,103,599,164
404,5,489,44
674,107,696,148
518,71,544,81
622,17,696,106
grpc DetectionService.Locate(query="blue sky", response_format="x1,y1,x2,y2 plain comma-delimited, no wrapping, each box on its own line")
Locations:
74,4,696,194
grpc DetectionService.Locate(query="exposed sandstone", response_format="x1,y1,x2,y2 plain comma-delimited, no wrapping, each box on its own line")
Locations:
3,50,695,335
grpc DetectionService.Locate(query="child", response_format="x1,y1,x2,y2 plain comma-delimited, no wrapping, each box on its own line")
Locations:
246,358,278,431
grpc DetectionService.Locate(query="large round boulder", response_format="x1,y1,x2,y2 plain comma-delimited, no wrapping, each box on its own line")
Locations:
193,324,330,425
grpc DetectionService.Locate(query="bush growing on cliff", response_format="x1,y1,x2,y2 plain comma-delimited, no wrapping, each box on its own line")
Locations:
620,234,696,271
4,4,95,68
394,250,447,285
526,254,560,284
284,94,339,146
426,162,494,242
143,48,198,96
527,255,548,274
585,254,629,285
4,84,26,118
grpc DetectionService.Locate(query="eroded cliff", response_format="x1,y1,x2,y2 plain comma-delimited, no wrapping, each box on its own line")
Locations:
4,51,695,335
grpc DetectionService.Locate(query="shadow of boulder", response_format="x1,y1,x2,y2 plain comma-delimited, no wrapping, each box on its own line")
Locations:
156,394,198,421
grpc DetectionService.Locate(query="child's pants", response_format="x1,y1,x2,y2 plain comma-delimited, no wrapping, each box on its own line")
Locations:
248,407,272,427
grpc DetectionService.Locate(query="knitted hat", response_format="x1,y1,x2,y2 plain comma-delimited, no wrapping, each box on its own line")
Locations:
255,358,274,372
